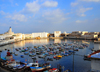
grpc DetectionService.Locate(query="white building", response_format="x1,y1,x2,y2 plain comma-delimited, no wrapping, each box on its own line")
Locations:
14,33,25,41
81,31,88,35
54,31,61,37
25,34,33,39
0,34,12,40
81,34,98,39
32,32,49,38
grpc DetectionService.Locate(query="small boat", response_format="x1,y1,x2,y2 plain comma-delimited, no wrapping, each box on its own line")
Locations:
29,53,35,57
24,48,28,51
21,55,24,58
32,57,37,60
14,54,18,56
38,54,46,58
15,49,19,51
64,53,69,56
49,68,59,72
34,46,37,48
5,55,13,60
36,50,41,55
21,50,25,52
19,50,22,53
56,55,62,58
30,63,51,72
19,48,21,50
69,50,75,53
24,52,29,55
7,61,25,71
47,58,53,61
74,48,79,51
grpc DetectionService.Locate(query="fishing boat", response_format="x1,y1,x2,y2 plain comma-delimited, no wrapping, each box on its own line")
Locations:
47,58,53,61
64,53,69,56
24,52,29,55
0,58,25,71
15,49,19,51
49,68,59,72
26,63,39,68
56,55,62,58
74,48,79,51
38,54,46,58
14,53,18,56
21,50,25,52
29,53,36,57
32,57,37,60
21,55,24,58
30,63,51,72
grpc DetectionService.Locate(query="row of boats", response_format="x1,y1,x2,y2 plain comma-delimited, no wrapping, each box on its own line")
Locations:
0,42,89,72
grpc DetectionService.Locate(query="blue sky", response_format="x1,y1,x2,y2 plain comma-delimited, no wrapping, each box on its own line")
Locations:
0,0,100,34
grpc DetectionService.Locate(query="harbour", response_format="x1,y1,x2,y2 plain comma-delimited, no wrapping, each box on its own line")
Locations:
0,0,100,72
0,39,98,72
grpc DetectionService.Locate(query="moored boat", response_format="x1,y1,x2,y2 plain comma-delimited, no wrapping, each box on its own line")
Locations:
30,63,51,72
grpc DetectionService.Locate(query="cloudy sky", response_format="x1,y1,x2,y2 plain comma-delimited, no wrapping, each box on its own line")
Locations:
0,0,100,34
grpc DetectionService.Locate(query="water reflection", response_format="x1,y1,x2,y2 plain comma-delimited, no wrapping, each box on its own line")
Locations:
14,40,25,48
94,43,100,50
54,39,61,43
91,59,100,71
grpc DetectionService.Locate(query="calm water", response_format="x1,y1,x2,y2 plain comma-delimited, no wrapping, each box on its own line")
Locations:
0,39,100,72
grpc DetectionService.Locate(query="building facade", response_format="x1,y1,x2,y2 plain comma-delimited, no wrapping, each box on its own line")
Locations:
54,31,61,37
32,32,49,38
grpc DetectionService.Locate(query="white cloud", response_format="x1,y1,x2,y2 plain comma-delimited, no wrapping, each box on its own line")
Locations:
76,20,87,23
42,1,58,7
78,7,93,13
15,3,18,6
80,0,100,2
76,20,82,23
71,2,78,7
6,14,27,22
22,0,40,13
0,11,5,15
77,7,93,17
42,9,67,24
80,14,86,17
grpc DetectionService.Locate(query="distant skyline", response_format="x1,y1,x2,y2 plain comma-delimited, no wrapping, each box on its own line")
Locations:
0,0,100,34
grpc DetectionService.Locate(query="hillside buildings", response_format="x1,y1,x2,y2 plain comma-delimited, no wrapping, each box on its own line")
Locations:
0,27,100,46
66,31,99,39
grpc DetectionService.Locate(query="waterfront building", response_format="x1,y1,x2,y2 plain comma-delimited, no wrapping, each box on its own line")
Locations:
72,31,82,35
32,32,49,38
81,34,98,39
54,31,61,37
25,34,33,39
0,34,13,40
81,31,88,35
14,33,25,41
